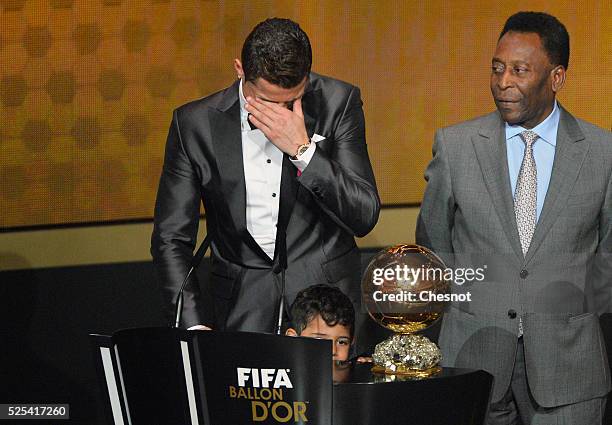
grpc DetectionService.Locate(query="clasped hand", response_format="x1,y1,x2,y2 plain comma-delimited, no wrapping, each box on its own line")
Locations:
245,96,309,156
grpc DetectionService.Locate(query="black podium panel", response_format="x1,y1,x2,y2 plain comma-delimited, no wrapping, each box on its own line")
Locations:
113,327,193,425
93,328,333,425
333,364,493,425
192,331,332,425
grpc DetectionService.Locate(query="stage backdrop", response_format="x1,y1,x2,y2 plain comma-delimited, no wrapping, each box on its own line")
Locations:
1,0,610,229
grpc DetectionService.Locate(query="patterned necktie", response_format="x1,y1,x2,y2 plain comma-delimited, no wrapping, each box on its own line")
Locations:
514,130,538,256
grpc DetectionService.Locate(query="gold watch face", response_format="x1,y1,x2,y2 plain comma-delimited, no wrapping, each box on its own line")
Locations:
297,143,310,157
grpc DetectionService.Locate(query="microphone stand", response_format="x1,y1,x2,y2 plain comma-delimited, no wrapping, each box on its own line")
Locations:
173,234,212,328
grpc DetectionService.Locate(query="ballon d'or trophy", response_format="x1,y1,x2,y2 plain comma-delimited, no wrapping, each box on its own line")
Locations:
362,244,451,378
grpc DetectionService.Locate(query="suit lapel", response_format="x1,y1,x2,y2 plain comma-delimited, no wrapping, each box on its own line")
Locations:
472,113,524,260
301,84,320,138
209,81,272,264
524,108,588,264
209,96,245,232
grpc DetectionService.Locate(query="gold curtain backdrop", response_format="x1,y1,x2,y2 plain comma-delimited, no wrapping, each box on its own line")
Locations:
0,0,610,229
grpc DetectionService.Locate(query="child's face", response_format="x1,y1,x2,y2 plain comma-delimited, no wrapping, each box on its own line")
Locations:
288,314,352,361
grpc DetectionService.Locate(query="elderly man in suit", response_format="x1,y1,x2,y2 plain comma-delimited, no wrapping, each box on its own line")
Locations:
416,11,611,424
151,18,380,349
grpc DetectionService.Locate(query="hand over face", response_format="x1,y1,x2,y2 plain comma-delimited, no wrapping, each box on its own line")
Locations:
245,96,309,156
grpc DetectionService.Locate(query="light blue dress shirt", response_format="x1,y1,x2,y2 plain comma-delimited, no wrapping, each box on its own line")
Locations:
505,101,560,222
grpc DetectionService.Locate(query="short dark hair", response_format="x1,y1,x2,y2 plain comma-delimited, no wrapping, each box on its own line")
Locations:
241,18,312,88
499,11,570,69
289,284,355,337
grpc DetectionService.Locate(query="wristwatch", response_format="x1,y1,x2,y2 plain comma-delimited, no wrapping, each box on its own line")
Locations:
291,141,311,160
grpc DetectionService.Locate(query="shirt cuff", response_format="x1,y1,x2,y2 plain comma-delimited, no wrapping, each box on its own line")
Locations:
290,141,316,172
188,324,212,330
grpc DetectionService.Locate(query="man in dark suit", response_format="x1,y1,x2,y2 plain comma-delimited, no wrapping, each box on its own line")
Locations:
151,18,380,348
416,12,611,424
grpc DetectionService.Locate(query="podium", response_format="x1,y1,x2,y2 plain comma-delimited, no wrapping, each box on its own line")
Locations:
91,328,492,425
91,328,332,425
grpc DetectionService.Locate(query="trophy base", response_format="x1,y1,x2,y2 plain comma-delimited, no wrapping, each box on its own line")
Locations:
371,364,441,378
371,333,442,378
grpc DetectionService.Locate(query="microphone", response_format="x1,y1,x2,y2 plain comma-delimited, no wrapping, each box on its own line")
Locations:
275,232,288,335
173,234,212,328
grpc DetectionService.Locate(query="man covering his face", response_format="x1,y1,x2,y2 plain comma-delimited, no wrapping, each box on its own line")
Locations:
151,18,380,354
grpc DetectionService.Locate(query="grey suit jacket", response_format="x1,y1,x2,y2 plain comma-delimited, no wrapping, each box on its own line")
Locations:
416,106,612,407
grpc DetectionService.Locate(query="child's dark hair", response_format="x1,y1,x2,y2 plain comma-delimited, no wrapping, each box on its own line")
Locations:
289,284,355,337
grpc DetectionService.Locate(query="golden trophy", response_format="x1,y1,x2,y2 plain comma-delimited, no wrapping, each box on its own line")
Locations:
361,244,450,378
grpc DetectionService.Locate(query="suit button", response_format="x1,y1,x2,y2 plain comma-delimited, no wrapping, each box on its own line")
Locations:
520,269,528,279
508,309,517,319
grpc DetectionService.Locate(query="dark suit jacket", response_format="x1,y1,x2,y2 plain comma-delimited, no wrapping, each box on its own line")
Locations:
151,73,380,334
416,106,612,407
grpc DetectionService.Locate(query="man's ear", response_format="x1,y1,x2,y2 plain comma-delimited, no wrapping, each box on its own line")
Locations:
551,65,566,93
285,328,298,337
234,59,244,79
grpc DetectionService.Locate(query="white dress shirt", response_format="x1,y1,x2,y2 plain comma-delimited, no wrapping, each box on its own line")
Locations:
238,80,316,259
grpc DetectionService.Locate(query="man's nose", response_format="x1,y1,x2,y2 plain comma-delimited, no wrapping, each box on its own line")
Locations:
497,69,514,89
